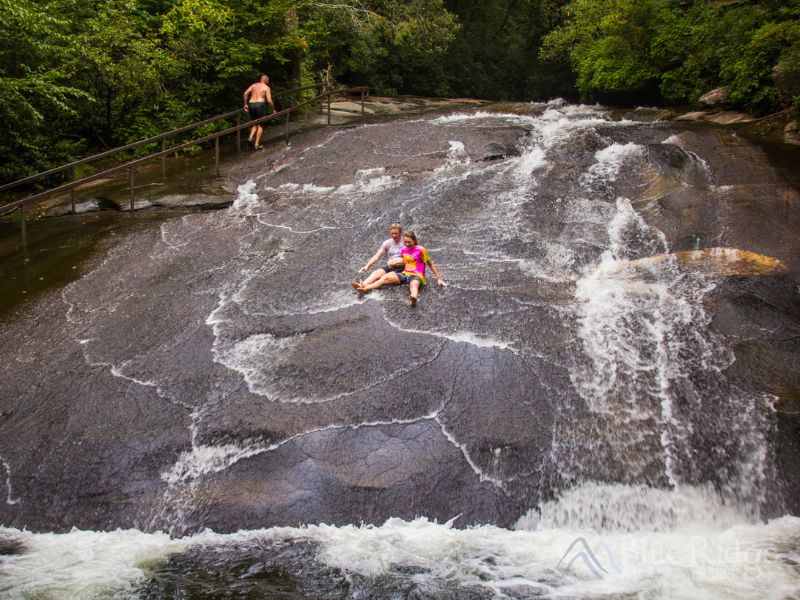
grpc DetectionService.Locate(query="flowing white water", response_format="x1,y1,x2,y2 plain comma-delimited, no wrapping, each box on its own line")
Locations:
5,103,796,598
2,491,799,599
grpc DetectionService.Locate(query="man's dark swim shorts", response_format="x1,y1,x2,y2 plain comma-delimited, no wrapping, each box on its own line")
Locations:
248,102,267,120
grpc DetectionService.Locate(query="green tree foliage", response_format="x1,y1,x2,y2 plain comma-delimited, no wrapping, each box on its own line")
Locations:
3,0,798,187
64,0,165,145
542,0,800,111
727,18,800,113
0,0,462,185
541,0,683,102
0,0,90,182
302,0,459,96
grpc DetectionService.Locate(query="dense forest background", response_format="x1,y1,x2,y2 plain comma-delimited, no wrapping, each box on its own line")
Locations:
1,0,798,184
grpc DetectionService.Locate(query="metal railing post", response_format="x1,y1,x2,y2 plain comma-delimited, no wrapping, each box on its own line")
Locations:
215,136,220,176
284,114,290,145
327,92,331,125
20,204,27,248
71,166,77,213
361,89,365,115
161,139,167,179
129,166,135,211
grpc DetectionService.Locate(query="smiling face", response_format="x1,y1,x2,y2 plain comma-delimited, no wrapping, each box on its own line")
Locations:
403,235,416,249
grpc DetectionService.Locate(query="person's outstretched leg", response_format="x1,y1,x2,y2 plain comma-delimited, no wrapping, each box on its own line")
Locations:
352,268,387,290
358,271,400,293
363,268,388,287
409,278,421,305
254,124,264,149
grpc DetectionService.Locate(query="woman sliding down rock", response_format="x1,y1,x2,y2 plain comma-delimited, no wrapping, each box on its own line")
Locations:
352,230,446,306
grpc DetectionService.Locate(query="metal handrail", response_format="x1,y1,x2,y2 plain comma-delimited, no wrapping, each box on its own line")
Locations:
3,85,369,243
0,82,325,194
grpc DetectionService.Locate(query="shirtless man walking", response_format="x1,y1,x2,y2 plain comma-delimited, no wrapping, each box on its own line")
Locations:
243,74,275,150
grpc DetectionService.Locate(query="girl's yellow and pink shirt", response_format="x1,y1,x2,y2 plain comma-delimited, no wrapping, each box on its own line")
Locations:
401,245,430,284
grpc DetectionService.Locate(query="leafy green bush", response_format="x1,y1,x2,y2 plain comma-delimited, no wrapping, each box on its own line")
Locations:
727,20,800,113
542,0,800,113
541,0,670,101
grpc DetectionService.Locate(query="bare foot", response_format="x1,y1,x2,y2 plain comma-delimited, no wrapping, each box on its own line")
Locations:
351,279,362,290
409,294,417,307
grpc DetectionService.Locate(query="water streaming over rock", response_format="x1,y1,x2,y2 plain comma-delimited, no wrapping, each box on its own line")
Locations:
1,101,799,598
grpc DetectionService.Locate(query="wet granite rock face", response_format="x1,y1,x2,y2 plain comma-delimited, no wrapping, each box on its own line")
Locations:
1,103,798,534
0,111,553,534
628,121,800,515
135,538,353,599
0,298,189,531
631,125,797,261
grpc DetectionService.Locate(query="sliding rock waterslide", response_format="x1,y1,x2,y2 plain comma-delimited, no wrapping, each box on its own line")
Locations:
1,101,799,598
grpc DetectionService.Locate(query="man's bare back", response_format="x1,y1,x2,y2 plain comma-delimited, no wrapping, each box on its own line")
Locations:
245,82,272,104
244,74,274,108
243,74,275,149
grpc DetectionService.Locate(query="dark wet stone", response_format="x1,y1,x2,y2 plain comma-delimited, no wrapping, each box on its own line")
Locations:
647,143,694,172
0,534,24,555
706,277,800,515
136,535,504,599
478,141,520,161
150,193,232,211
46,196,122,215
180,419,513,534
136,538,352,599
1,101,798,537
94,196,122,211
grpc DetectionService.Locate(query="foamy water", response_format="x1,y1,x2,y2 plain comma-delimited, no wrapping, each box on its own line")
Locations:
3,487,799,599
434,140,471,173
0,459,18,506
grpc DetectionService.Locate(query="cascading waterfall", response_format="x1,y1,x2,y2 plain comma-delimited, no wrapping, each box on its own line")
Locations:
563,170,780,522
1,101,798,599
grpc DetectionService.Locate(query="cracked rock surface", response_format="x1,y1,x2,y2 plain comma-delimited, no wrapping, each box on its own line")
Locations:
1,103,798,534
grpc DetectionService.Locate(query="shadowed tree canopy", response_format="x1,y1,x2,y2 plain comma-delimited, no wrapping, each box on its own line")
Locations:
1,0,797,185
0,0,461,183
541,0,800,109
